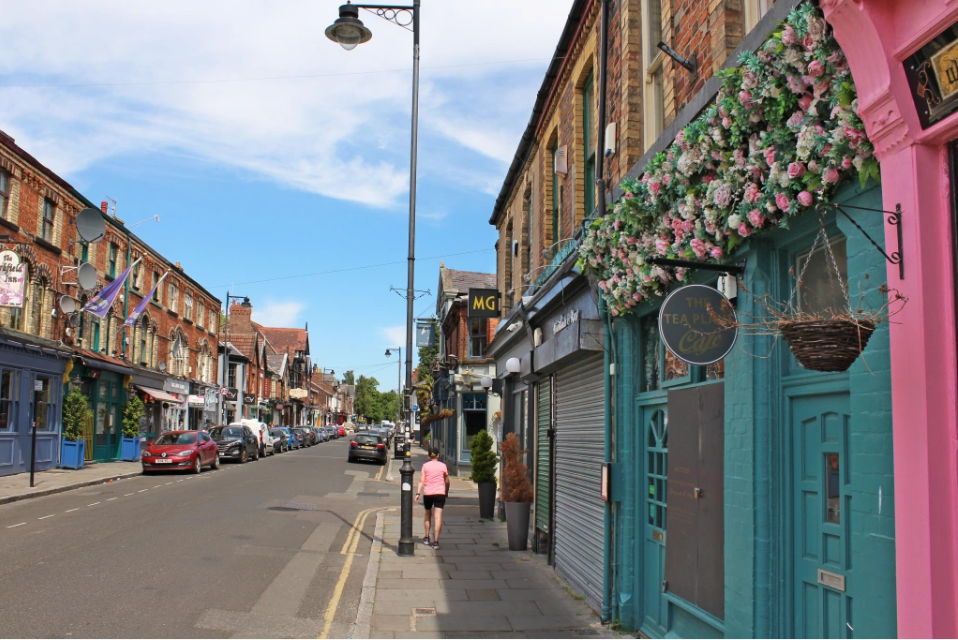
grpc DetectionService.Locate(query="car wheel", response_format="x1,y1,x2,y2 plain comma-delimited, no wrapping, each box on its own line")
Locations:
240,449,248,464
211,454,220,470
253,447,260,461
192,456,202,474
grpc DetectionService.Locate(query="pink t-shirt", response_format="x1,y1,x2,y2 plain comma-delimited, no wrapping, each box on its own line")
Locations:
421,460,449,496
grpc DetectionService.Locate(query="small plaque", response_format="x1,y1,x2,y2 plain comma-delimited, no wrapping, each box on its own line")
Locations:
817,569,845,592
932,39,958,99
653,530,664,542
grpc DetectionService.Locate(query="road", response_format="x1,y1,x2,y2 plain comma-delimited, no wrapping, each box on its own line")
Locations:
0,437,397,638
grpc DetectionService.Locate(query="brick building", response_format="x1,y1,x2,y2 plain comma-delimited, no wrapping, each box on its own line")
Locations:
259,326,310,425
0,129,221,469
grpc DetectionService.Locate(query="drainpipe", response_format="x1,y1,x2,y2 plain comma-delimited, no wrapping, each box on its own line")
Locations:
596,0,613,626
121,226,132,359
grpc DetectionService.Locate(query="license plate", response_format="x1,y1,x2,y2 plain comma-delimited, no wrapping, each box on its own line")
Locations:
154,459,173,464
362,445,373,449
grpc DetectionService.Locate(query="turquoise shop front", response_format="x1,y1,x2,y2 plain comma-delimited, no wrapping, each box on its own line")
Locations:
609,183,899,638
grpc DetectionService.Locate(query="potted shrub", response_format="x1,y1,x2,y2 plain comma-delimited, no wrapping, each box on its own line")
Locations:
469,429,497,519
121,395,144,461
500,432,534,550
61,388,92,469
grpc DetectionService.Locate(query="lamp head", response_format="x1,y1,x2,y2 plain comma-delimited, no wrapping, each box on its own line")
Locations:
325,3,373,51
385,349,392,357
506,357,522,374
480,376,492,390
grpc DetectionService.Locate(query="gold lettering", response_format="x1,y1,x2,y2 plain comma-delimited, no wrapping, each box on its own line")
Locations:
485,295,497,310
473,297,485,310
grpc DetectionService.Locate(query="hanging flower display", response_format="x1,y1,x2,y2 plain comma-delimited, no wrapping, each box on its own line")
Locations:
578,3,879,317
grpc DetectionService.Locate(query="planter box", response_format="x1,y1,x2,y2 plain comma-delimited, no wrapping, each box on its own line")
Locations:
120,437,141,462
478,482,496,519
504,501,531,551
61,439,85,470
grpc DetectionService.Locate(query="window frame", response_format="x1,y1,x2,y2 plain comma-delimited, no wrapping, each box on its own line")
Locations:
642,0,666,151
583,70,596,216
0,368,20,433
551,144,560,251
108,243,118,278
468,317,488,359
184,293,194,322
152,272,160,301
168,282,178,313
41,198,56,242
0,170,10,220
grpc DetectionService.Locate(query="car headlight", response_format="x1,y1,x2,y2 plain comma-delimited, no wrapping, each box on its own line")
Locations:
175,450,193,457
227,442,239,449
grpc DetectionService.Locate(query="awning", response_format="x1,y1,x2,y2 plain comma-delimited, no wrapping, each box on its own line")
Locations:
136,385,180,403
187,394,205,406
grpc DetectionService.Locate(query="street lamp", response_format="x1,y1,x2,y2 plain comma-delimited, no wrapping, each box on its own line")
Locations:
326,0,421,558
385,348,403,426
221,294,249,424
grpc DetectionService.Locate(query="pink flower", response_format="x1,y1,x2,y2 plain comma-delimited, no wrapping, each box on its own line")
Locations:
787,111,804,127
738,224,753,238
775,192,791,210
662,173,672,186
797,190,814,207
739,90,753,107
722,117,731,129
691,238,707,258
807,16,826,42
649,180,662,196
823,167,840,184
625,191,634,200
744,183,762,203
598,280,607,291
747,209,765,228
842,156,853,169
799,93,813,111
713,182,732,209
782,24,798,46
710,246,724,259
764,147,777,166
807,60,825,77
655,238,669,255
613,219,622,230
633,292,641,301
675,130,686,146
803,35,815,51
788,162,806,179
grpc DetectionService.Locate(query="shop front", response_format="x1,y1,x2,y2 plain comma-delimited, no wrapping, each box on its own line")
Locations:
187,382,217,431
71,350,134,462
164,378,189,431
130,365,173,444
0,330,70,478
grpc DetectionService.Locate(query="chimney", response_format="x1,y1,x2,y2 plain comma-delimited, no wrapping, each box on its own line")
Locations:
175,262,182,270
100,201,109,214
229,298,252,318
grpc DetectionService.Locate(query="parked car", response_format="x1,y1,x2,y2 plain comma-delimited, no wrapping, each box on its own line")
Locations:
304,427,319,445
293,427,314,446
348,432,388,465
142,430,219,474
232,420,274,457
210,425,259,463
269,427,289,453
311,426,327,443
337,425,347,438
282,427,301,450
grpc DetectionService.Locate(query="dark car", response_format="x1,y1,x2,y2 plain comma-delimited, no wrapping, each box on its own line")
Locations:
324,426,337,440
293,427,315,446
142,430,219,474
269,428,289,453
348,433,388,465
282,427,300,449
311,426,327,443
209,425,259,463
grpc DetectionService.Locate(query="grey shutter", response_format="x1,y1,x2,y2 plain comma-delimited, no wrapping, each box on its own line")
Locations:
554,354,605,610
536,377,552,533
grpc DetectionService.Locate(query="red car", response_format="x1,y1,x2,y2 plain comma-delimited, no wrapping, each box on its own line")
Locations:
142,430,219,474
337,426,346,437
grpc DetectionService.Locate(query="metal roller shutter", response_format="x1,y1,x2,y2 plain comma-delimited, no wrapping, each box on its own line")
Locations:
554,354,605,611
536,377,552,533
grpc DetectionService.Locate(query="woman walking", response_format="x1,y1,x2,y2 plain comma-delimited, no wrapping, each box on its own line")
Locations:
415,447,450,549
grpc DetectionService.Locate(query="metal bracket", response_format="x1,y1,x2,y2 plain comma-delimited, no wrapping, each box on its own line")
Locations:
822,202,904,280
358,5,415,31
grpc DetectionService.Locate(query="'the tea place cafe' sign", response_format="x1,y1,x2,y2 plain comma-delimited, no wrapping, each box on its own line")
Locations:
0,250,26,309
658,284,737,365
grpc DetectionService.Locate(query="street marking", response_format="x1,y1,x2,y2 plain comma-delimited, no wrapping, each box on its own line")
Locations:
65,508,79,513
87,502,100,507
107,497,117,501
125,493,135,496
176,480,183,482
319,507,388,639
38,514,54,520
153,485,162,489
138,489,148,493
7,523,25,528
166,482,173,485
375,463,386,482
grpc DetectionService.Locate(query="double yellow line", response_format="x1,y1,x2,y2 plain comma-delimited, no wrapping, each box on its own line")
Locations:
318,506,388,639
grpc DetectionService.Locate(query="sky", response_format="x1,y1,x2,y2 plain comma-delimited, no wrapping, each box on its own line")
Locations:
0,1,571,392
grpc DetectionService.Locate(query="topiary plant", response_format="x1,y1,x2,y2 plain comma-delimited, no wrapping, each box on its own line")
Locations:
469,429,497,484
122,395,145,438
62,388,92,443
500,432,533,502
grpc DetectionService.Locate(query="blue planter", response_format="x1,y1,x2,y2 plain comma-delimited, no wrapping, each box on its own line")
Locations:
120,437,141,462
61,439,85,469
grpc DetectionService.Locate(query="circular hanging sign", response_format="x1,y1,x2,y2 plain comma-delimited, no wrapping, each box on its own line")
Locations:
0,250,20,267
658,284,738,366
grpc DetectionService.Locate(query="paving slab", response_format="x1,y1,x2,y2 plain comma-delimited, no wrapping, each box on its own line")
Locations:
465,588,501,601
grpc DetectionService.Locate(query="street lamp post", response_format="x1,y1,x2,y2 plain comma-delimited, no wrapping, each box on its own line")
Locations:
327,0,420,557
384,348,403,426
221,294,249,424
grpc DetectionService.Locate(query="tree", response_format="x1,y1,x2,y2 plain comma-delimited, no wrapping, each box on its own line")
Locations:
63,388,92,443
122,395,145,438
343,370,355,385
354,375,383,423
415,321,439,414
469,430,497,484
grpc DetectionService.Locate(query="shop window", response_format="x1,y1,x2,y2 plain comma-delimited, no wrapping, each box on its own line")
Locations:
796,238,848,315
0,170,10,219
642,315,661,392
33,375,54,432
41,199,55,242
469,318,487,358
108,243,118,278
642,0,665,150
0,370,19,432
139,318,148,365
463,393,487,450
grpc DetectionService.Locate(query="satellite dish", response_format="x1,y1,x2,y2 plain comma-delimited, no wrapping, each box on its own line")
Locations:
68,313,79,328
77,263,97,290
76,208,106,243
158,361,167,372
59,295,76,314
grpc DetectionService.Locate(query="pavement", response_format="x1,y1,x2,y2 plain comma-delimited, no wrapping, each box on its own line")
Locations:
0,459,142,504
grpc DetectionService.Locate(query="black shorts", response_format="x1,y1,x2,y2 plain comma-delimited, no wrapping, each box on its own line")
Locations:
423,494,446,510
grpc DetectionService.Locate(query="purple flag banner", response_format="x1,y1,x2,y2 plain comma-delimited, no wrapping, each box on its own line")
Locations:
82,258,140,318
125,270,168,327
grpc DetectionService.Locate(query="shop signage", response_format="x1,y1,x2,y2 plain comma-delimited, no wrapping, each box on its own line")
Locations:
204,388,217,411
187,394,205,407
416,320,436,347
164,378,189,395
219,387,237,399
467,288,500,318
658,285,737,366
0,250,25,308
552,309,580,335
904,21,958,128
243,394,255,404
289,388,308,399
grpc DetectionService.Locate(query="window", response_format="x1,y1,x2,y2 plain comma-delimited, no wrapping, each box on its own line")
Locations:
32,375,54,432
0,171,10,219
108,243,118,278
505,221,514,301
0,370,18,432
184,294,194,321
7,264,27,331
642,0,665,150
551,143,560,251
228,363,237,388
92,317,101,352
139,317,148,365
152,272,159,301
523,189,532,276
41,199,55,242
197,300,204,328
744,0,772,32
583,70,596,216
168,283,178,313
132,261,141,290
469,318,487,358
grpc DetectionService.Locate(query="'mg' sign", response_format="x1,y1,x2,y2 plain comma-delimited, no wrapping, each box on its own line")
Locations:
658,284,737,366
468,288,500,318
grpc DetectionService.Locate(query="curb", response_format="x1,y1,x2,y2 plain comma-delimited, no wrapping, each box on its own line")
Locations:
351,507,389,639
0,471,142,506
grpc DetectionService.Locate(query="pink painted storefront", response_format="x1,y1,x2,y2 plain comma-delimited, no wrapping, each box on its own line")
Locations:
823,1,958,637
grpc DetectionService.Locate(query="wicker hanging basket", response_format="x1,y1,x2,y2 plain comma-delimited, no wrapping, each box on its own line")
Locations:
779,319,875,372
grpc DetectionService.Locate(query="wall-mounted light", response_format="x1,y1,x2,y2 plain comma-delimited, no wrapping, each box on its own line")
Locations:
506,357,521,374
657,41,696,74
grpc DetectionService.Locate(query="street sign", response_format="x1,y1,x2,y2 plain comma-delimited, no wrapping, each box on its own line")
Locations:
416,320,436,347
658,284,737,366
468,288,500,318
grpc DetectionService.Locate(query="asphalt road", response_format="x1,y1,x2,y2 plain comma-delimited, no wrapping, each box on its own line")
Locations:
0,437,399,638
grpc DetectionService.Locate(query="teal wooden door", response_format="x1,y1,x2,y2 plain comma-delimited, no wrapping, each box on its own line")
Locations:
641,403,669,636
93,375,122,461
792,392,852,638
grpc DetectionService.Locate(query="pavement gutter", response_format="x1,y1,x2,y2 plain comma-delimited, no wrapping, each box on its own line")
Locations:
351,506,392,639
0,471,142,506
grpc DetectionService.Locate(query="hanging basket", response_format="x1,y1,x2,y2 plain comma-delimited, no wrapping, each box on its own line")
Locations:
780,319,875,372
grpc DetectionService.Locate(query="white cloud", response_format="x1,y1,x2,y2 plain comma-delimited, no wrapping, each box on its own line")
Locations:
381,325,406,347
0,0,571,208
252,301,305,327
